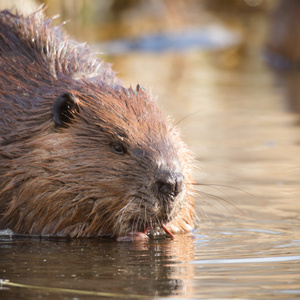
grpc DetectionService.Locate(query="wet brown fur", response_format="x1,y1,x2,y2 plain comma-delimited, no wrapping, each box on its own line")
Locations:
0,9,194,237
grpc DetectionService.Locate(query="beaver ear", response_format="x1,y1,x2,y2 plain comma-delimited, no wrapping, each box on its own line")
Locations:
136,84,145,92
53,93,80,127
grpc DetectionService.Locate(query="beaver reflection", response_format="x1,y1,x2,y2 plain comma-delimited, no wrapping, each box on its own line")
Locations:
0,9,195,240
0,234,194,297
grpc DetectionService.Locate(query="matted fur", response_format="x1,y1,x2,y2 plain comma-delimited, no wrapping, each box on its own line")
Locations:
0,9,194,237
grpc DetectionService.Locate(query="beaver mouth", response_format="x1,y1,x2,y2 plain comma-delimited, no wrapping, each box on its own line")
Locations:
116,224,174,242
141,224,174,239
124,221,174,239
116,193,180,241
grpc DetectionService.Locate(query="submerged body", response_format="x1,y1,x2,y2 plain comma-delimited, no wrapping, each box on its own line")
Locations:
0,9,194,239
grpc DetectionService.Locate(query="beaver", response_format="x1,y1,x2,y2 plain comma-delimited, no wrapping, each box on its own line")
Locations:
0,9,194,240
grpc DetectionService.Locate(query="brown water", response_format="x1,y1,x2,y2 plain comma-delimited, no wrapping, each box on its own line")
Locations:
1,4,300,299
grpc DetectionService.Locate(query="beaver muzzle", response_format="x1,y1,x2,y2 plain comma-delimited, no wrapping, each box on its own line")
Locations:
153,170,184,201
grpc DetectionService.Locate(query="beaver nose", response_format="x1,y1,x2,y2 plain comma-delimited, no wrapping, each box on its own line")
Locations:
155,172,184,199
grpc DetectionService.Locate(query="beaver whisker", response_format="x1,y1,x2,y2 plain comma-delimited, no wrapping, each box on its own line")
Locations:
135,197,146,232
171,110,202,131
116,197,136,217
130,206,140,233
193,189,244,215
187,182,252,197
148,218,155,233
144,203,148,229
116,196,144,235
192,201,216,224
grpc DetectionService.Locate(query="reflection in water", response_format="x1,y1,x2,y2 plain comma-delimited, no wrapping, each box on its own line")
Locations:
0,234,195,298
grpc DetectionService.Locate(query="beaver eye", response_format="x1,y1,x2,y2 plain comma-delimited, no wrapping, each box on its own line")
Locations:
111,143,126,155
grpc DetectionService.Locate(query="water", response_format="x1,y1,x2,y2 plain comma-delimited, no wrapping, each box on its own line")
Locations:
1,4,300,300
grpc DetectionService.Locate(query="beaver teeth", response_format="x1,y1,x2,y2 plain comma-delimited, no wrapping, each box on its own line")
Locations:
161,224,174,239
143,225,150,234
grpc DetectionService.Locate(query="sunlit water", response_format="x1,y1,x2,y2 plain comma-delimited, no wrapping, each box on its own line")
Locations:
1,20,300,300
